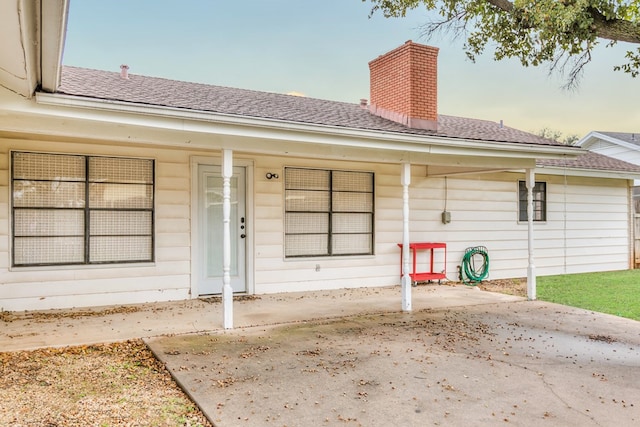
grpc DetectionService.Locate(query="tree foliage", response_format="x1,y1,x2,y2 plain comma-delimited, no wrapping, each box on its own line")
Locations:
536,127,580,144
367,0,640,86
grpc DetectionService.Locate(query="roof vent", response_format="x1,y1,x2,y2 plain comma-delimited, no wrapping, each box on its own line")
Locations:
120,64,130,80
632,133,636,142
360,98,368,109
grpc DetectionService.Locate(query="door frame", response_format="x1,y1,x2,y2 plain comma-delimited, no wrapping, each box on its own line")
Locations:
190,155,254,297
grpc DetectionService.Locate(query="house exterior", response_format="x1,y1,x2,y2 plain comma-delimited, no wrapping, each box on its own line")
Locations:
576,131,640,266
2,2,640,315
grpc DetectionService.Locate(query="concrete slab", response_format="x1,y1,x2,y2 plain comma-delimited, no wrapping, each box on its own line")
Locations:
1,284,518,352
146,298,640,427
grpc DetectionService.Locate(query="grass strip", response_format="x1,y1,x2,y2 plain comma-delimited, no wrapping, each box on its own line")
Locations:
538,270,640,321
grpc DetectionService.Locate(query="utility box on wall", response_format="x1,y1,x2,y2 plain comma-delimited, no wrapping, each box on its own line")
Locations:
441,210,451,224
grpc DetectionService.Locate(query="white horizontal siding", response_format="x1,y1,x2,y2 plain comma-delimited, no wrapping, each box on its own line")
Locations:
0,138,204,310
1,288,190,312
587,140,640,164
0,139,633,310
251,161,631,292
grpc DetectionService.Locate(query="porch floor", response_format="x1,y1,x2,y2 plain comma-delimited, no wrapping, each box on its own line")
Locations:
2,284,518,352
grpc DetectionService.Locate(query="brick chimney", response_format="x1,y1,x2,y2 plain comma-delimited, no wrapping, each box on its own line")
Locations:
368,41,439,131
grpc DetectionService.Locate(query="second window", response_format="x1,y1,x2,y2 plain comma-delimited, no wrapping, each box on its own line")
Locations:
284,168,374,257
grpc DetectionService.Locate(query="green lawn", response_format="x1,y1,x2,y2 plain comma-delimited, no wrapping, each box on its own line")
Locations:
538,270,640,321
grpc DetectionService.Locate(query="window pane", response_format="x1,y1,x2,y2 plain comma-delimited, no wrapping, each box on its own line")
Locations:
89,157,153,184
285,212,328,234
333,192,373,212
332,234,373,255
90,236,152,262
14,237,84,265
285,234,328,257
90,211,152,235
13,181,85,208
518,200,527,222
89,183,153,209
13,152,85,181
332,213,372,233
14,209,84,236
285,168,329,190
285,190,329,212
333,170,373,192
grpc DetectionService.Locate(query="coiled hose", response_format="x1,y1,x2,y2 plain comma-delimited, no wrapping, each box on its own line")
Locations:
460,246,489,285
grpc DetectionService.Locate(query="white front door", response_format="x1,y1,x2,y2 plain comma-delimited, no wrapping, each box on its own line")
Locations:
198,164,246,294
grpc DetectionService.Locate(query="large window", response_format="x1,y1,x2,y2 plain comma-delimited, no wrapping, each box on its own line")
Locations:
285,168,374,257
11,152,154,266
518,180,546,222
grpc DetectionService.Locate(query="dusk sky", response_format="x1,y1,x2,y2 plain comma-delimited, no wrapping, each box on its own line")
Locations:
62,0,639,139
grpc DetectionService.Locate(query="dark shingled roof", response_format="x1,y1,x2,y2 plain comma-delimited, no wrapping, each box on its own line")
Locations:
55,66,640,175
58,66,564,146
537,151,640,173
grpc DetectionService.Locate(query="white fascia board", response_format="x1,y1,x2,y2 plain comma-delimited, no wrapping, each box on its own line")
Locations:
536,165,640,180
40,0,69,92
35,92,584,159
574,131,599,147
15,0,39,97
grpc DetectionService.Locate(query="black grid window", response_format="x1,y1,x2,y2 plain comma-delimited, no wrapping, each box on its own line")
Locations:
518,180,546,222
11,152,154,266
285,167,374,257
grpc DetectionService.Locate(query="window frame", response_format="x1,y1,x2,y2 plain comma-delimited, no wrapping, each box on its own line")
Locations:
11,151,155,267
518,180,547,222
284,167,375,258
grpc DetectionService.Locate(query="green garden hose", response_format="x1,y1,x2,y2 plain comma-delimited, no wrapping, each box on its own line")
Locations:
460,246,489,285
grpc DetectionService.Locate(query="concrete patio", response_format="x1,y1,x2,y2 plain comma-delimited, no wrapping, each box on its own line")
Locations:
2,284,639,426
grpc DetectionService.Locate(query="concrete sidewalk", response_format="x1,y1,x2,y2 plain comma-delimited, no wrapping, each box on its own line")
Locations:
1,284,519,352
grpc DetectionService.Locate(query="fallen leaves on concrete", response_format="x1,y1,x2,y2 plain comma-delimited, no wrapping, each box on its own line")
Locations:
0,305,140,323
0,340,211,426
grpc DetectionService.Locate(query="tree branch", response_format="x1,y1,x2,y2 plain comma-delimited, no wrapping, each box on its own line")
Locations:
589,8,640,44
483,0,513,13
482,1,640,44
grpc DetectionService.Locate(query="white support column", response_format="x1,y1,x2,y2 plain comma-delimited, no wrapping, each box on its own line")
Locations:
526,168,537,301
222,149,234,329
401,163,412,312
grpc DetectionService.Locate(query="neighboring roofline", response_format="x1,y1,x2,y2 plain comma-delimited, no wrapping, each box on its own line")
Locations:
35,92,583,159
576,131,640,151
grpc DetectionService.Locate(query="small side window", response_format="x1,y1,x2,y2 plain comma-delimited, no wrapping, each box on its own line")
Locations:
518,181,546,222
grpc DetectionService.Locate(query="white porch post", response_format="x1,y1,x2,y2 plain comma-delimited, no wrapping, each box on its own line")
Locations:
526,168,537,301
222,149,234,328
401,163,412,311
